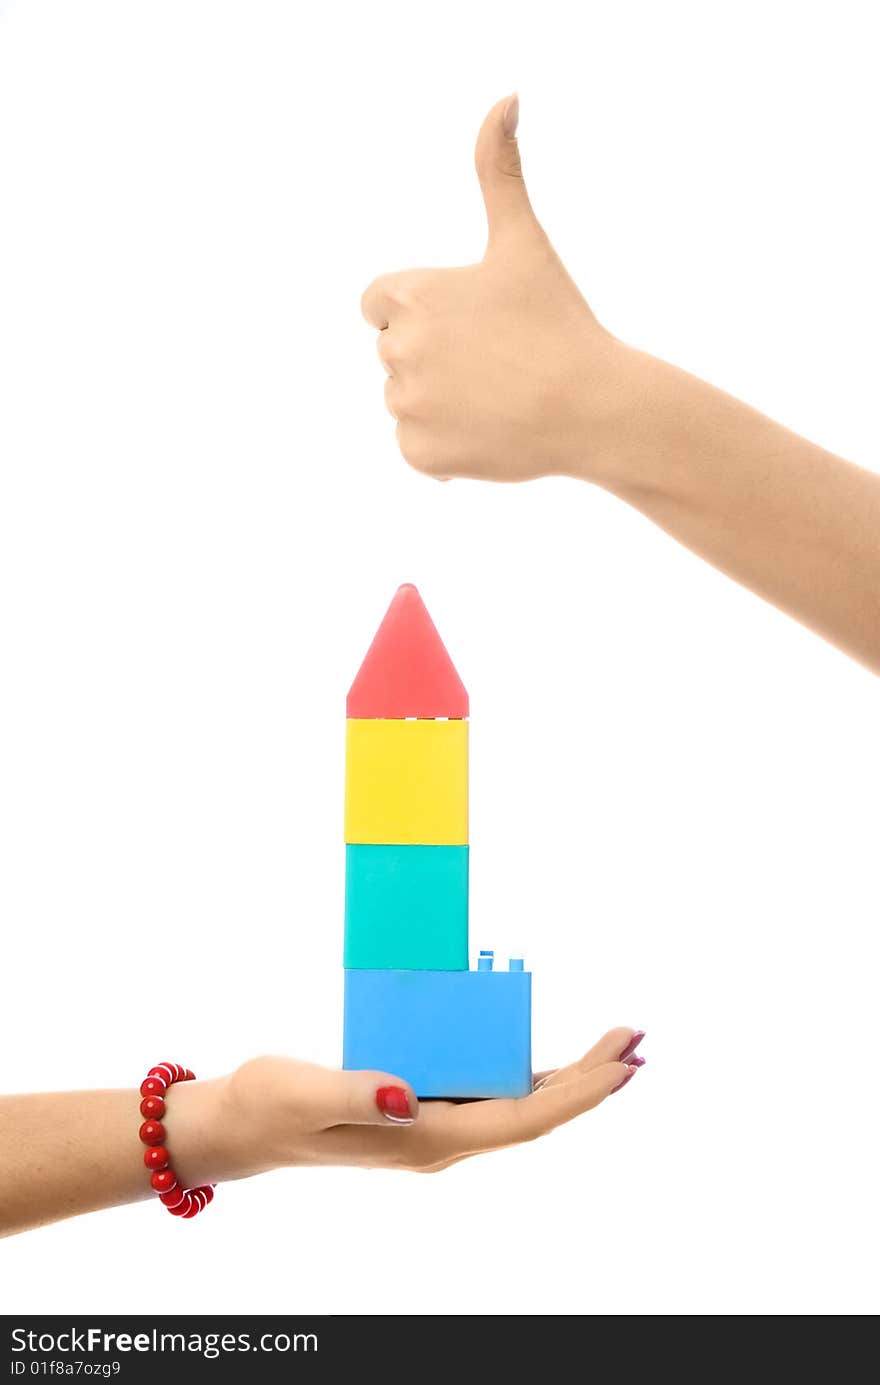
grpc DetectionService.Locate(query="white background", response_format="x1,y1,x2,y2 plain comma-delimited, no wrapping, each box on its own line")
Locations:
1,0,877,1316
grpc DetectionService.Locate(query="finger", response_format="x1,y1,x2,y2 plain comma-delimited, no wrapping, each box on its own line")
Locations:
377,332,397,376
437,1061,633,1156
298,1066,420,1130
474,93,540,251
537,1028,641,1090
361,275,395,329
619,1029,646,1063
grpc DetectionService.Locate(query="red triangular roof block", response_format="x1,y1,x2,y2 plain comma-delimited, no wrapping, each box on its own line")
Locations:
347,584,469,719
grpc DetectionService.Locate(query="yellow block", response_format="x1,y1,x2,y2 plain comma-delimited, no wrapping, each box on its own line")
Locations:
345,719,468,845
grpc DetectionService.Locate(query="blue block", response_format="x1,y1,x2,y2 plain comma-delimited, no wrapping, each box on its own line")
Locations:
343,964,532,1098
344,844,468,970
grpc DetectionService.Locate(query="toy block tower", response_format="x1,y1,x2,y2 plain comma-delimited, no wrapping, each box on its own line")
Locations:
343,584,532,1099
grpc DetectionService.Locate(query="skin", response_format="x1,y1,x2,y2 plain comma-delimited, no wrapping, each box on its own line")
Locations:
0,1032,641,1237
362,96,880,675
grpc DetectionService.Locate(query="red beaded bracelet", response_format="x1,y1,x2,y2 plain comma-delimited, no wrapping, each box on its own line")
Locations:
139,1062,216,1218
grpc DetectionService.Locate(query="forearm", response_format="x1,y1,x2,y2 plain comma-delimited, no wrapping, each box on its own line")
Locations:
0,1079,245,1238
592,348,880,674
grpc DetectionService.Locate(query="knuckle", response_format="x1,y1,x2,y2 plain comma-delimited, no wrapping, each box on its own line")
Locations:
395,424,428,471
360,281,382,324
388,286,415,313
381,330,421,372
383,379,399,419
419,444,457,480
388,269,436,312
387,279,411,308
392,386,419,421
343,1084,365,1126
501,148,524,181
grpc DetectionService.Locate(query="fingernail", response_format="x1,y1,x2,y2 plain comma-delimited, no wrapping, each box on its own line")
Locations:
376,1086,414,1124
628,1054,646,1069
502,93,519,139
619,1030,646,1062
612,1064,639,1095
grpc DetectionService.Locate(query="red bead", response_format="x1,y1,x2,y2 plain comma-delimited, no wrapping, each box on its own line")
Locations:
141,1061,212,1219
166,1194,193,1217
150,1169,177,1194
138,1119,166,1145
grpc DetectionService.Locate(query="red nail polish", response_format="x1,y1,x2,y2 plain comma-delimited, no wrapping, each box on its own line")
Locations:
629,1055,646,1069
376,1086,414,1123
612,1064,639,1094
619,1031,646,1062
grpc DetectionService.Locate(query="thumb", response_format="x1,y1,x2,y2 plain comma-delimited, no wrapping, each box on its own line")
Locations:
312,1068,420,1128
474,93,538,250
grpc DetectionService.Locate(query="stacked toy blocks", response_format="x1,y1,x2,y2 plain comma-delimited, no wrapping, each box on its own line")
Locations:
342,583,532,1099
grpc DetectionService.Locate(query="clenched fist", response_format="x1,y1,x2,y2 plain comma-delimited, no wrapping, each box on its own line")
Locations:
361,95,633,483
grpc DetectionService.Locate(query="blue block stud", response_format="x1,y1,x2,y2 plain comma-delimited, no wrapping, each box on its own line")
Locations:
343,961,532,1099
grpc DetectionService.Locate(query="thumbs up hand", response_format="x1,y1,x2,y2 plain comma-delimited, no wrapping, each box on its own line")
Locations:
362,96,630,482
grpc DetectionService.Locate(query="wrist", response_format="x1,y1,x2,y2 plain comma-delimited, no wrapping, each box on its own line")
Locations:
163,1073,269,1188
562,342,684,493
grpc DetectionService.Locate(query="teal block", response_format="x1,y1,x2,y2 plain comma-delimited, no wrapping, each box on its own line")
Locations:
344,844,468,970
